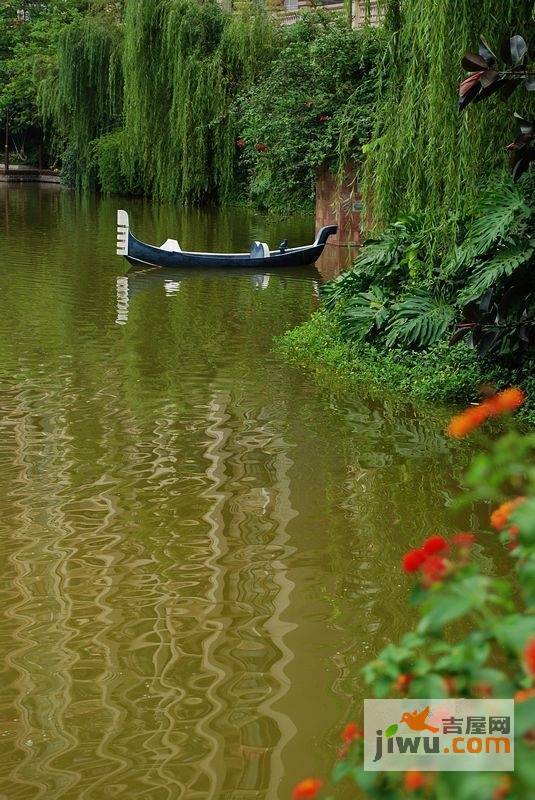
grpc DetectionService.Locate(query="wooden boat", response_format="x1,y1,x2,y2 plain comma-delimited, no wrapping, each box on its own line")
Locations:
117,210,337,269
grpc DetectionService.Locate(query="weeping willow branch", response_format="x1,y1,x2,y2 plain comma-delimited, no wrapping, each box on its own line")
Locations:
39,11,123,190
123,0,279,203
363,0,535,253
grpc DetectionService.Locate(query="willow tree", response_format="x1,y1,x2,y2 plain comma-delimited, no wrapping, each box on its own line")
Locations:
38,8,123,189
123,0,279,203
364,0,535,248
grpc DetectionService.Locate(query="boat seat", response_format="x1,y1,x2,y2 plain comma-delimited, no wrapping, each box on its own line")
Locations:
161,239,182,252
250,241,270,259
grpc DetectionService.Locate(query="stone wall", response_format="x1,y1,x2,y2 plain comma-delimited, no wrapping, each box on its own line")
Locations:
315,164,362,278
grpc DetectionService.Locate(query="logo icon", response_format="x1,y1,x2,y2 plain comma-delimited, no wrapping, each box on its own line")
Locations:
364,699,514,772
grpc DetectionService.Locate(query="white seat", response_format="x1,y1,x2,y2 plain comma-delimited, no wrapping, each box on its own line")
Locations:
160,239,181,252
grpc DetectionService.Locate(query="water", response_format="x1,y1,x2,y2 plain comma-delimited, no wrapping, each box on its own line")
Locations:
0,186,488,799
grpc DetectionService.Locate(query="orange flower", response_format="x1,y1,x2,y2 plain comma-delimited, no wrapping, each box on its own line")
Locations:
447,405,488,437
490,497,526,531
524,638,535,678
404,770,426,791
447,388,526,438
492,387,525,413
341,722,363,743
514,687,535,703
292,778,322,800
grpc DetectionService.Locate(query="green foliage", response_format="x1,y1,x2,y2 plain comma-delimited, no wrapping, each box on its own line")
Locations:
39,7,123,189
459,243,534,304
277,309,535,421
363,0,535,251
451,181,532,266
0,1,86,163
236,11,386,211
321,215,428,311
339,285,391,341
91,128,141,195
386,289,455,348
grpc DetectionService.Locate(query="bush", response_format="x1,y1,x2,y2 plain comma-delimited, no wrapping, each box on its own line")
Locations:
277,310,535,422
235,11,386,211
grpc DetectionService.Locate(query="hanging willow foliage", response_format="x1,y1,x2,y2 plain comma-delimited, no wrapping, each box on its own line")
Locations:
39,11,123,190
364,0,535,251
123,0,279,203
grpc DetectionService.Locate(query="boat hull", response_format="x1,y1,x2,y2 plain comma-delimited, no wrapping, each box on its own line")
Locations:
117,210,338,270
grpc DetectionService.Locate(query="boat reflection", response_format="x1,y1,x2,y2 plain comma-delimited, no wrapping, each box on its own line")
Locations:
116,266,319,325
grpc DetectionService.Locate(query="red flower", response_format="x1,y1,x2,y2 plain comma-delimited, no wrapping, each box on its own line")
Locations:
421,555,447,585
523,638,535,678
318,114,330,123
341,722,362,743
292,778,322,800
404,770,426,791
255,142,268,153
402,549,426,574
452,532,475,547
235,138,246,149
395,673,413,692
423,535,449,556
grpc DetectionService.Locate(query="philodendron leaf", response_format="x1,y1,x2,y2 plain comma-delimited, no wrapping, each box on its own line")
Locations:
385,724,398,738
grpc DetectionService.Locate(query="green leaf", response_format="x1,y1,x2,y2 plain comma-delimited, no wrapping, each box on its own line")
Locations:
340,285,391,341
331,759,353,783
515,697,535,736
459,241,534,304
409,673,448,698
493,615,535,655
386,288,455,349
385,723,398,737
418,592,472,634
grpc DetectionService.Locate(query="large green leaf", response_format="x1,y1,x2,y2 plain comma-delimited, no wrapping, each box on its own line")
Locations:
386,288,455,348
459,241,534,303
340,285,391,341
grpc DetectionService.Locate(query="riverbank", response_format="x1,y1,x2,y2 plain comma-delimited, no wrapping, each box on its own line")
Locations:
276,310,535,425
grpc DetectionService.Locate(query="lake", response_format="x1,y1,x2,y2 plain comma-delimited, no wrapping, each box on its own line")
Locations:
0,185,487,799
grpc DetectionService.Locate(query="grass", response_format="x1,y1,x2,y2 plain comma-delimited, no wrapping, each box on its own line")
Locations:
276,310,535,424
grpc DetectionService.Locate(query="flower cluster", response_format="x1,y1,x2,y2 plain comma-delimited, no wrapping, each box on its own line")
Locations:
447,388,525,438
402,534,454,586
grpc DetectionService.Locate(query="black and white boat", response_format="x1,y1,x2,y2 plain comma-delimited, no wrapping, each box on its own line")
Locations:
117,210,337,269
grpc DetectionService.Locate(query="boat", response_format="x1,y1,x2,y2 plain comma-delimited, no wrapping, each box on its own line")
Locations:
116,210,337,269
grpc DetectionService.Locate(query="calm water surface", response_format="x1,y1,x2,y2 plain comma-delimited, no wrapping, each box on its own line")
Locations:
0,186,489,799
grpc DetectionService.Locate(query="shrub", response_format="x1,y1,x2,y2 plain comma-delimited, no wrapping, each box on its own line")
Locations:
236,11,386,211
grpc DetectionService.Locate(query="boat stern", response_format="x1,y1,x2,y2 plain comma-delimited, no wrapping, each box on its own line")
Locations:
117,210,130,257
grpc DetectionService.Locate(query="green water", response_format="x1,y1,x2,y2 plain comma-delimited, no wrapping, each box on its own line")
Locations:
0,186,486,799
